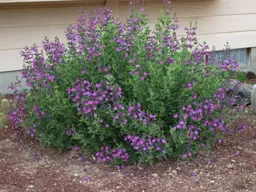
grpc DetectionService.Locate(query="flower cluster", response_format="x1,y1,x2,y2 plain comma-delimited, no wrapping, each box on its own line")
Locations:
218,57,239,72
65,127,76,136
96,146,129,162
8,93,25,129
124,135,166,152
21,45,48,87
7,80,26,129
236,123,247,134
123,104,156,125
174,99,216,129
33,105,45,119
42,37,65,64
96,103,157,129
67,80,122,116
174,83,247,158
21,37,65,88
98,66,111,75
66,7,113,59
114,3,146,54
26,124,37,137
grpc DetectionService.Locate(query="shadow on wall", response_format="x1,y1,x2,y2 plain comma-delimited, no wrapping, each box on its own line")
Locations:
0,71,27,94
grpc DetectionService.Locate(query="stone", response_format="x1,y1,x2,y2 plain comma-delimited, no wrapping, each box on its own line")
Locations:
168,170,178,178
172,170,178,176
74,173,79,177
231,159,236,163
176,167,181,171
227,164,235,169
152,173,158,178
226,79,254,99
239,84,254,98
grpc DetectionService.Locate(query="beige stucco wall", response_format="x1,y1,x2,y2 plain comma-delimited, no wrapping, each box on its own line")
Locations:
118,0,256,51
0,1,104,72
1,0,256,72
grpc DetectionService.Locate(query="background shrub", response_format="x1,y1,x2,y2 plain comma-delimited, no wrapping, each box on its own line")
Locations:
8,1,246,164
235,71,248,83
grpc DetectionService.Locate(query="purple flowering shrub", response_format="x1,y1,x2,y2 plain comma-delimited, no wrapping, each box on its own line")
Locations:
8,1,247,163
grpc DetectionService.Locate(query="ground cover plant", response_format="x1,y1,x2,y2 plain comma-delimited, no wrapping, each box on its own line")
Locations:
0,92,10,129
8,0,247,164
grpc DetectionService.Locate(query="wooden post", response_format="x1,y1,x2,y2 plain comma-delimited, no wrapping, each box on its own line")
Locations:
252,85,256,115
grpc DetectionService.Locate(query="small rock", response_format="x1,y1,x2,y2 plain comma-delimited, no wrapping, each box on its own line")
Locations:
225,79,253,99
231,159,236,163
210,180,215,183
74,173,79,177
172,170,178,176
27,185,34,188
152,173,158,178
168,170,178,177
70,151,80,160
227,164,235,169
176,167,181,171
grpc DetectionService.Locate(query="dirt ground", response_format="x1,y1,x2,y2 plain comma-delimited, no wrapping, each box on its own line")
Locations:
0,109,255,192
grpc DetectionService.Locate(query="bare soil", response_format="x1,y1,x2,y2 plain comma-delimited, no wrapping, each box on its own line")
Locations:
0,109,255,192
245,79,256,85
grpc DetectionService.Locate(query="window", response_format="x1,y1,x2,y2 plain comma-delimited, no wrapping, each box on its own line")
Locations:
214,48,247,65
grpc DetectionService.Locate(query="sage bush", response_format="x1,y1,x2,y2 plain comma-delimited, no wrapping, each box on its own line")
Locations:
8,1,246,164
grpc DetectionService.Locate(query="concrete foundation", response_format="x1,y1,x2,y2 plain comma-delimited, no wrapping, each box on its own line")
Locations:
249,47,256,72
0,70,26,94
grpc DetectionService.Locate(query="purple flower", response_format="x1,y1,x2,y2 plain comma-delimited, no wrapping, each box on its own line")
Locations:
73,146,80,151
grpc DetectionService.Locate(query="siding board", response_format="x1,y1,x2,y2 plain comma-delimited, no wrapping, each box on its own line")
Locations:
2,0,256,71
120,0,256,50
148,14,256,36
0,25,68,50
0,7,80,28
0,4,99,71
0,49,23,71
120,0,256,18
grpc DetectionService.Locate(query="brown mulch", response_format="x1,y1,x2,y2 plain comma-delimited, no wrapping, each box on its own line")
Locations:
245,79,256,85
0,110,256,192
245,71,256,80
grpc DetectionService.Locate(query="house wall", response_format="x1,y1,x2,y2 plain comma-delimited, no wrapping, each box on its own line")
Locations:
0,0,104,72
0,0,105,93
117,0,256,51
1,0,256,93
111,0,256,71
